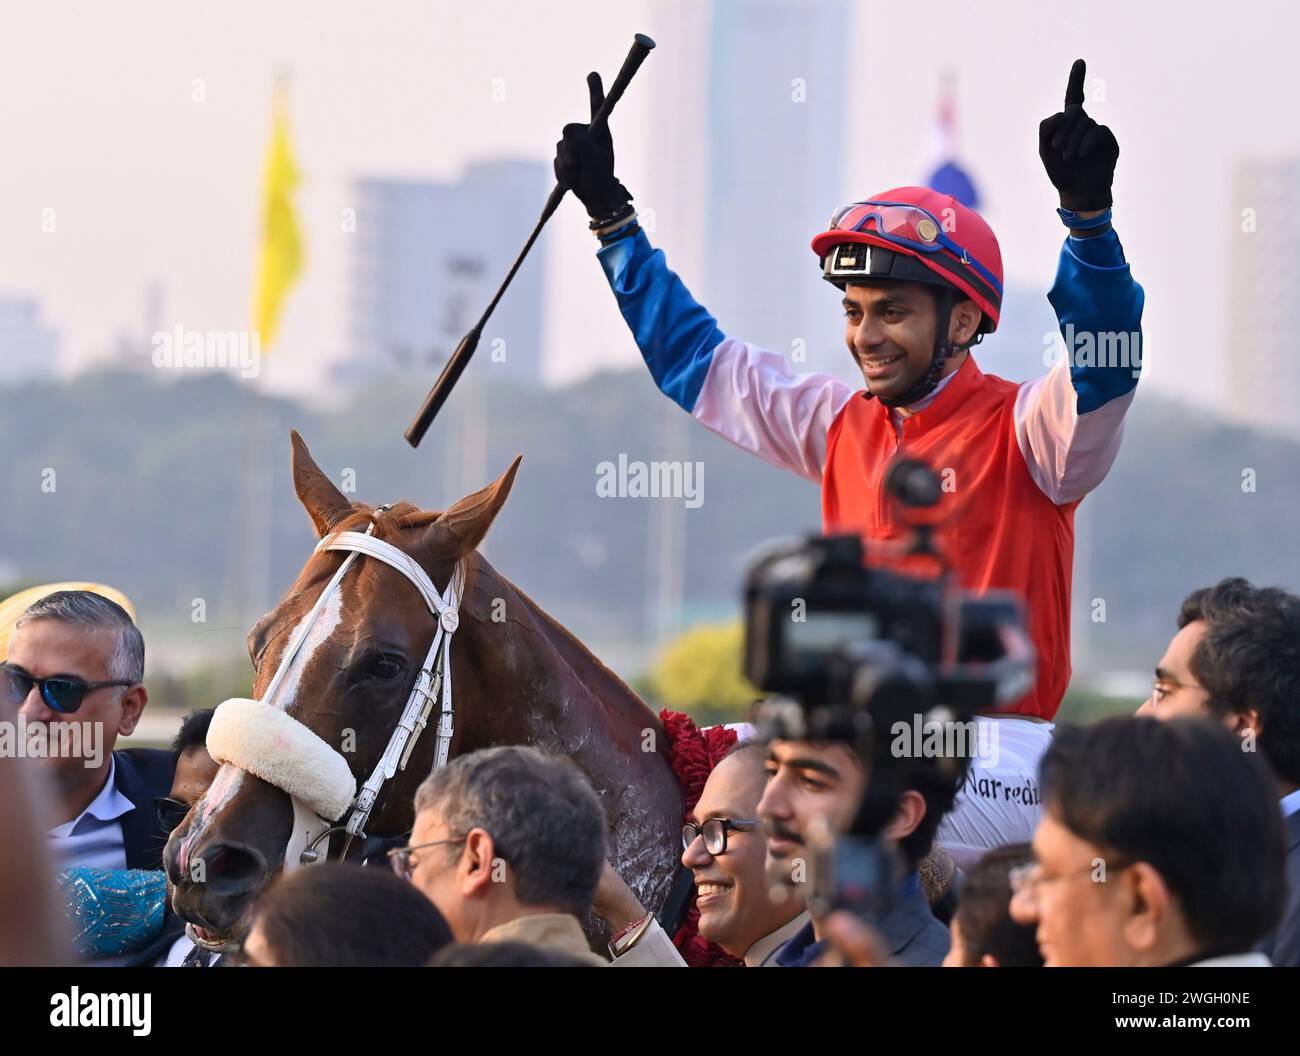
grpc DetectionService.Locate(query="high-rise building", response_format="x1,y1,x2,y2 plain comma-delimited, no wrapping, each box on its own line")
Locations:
0,296,61,385
1227,157,1300,438
644,0,852,378
340,159,550,386
635,0,852,647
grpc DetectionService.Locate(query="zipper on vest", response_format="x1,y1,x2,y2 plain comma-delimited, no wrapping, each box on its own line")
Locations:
878,416,907,528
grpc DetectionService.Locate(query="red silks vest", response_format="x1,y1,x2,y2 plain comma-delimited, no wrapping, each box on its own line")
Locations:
822,357,1076,720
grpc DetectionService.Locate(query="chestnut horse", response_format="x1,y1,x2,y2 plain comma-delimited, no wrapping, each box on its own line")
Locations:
165,432,683,945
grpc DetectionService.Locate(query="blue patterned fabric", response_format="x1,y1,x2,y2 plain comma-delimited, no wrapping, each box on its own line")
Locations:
59,866,167,957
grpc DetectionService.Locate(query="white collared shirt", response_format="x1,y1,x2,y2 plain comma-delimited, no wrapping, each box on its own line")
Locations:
48,756,133,872
745,910,811,967
1280,788,1300,819
161,935,221,968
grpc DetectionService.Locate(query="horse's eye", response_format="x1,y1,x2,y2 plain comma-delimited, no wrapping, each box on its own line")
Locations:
370,655,404,681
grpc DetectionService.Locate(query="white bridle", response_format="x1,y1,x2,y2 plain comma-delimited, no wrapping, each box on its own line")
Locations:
205,506,465,872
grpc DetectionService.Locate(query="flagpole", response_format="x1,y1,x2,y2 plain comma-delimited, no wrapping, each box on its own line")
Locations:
223,70,302,631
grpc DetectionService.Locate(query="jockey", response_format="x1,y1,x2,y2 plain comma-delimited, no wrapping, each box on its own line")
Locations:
555,60,1143,862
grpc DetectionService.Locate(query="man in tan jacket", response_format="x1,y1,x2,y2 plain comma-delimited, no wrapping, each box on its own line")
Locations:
602,742,807,966
404,745,607,966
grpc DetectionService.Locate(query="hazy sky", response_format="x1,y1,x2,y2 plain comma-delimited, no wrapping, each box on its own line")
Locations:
1,0,1295,412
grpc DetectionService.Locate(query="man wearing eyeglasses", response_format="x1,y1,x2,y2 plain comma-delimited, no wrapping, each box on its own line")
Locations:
599,741,808,966
556,60,1143,858
1009,717,1284,967
1137,578,1300,968
399,745,609,965
3,590,173,881
151,708,224,967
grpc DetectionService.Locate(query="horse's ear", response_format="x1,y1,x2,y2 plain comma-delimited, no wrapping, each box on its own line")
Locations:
423,455,522,557
290,430,354,538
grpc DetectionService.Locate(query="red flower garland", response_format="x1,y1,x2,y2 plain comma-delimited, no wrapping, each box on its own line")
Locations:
658,709,744,968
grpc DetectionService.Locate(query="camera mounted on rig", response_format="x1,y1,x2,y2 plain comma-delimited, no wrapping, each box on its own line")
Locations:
743,458,1034,728
740,457,1035,919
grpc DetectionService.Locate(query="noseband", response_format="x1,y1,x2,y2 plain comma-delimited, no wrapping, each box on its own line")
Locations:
205,505,465,871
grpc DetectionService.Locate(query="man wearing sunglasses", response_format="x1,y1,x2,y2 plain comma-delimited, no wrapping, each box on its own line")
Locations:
150,707,225,966
3,590,173,880
556,60,1143,856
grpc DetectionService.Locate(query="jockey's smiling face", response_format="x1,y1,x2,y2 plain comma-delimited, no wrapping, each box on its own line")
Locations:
841,281,981,403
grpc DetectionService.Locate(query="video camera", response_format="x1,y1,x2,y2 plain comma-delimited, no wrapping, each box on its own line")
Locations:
741,457,1035,921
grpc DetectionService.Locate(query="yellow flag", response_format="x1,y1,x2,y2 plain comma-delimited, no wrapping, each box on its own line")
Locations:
252,87,305,353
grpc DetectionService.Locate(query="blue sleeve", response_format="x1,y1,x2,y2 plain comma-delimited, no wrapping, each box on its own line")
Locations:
596,227,726,412
1046,224,1145,414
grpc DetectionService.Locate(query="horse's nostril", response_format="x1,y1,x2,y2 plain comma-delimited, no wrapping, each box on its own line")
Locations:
198,842,269,896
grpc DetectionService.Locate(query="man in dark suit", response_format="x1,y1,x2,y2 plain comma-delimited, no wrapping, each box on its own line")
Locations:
140,708,219,967
2,590,174,874
1267,811,1300,967
1138,577,1300,966
116,746,176,871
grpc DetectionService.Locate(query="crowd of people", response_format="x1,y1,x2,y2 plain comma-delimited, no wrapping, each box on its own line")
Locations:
1,57,1294,973
1,575,1297,969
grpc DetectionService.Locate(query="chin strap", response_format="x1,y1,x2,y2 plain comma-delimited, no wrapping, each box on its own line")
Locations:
869,289,978,409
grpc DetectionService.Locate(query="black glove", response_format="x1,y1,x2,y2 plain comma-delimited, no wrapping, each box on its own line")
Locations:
554,71,633,223
1038,59,1119,212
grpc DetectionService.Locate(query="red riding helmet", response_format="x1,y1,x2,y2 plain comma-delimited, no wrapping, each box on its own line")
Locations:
811,186,1004,334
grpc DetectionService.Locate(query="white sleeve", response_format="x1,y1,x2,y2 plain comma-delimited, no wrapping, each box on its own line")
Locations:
692,337,857,486
1013,357,1135,505
606,919,688,968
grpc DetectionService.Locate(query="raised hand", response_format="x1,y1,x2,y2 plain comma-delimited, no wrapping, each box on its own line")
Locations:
1038,59,1120,212
554,72,633,223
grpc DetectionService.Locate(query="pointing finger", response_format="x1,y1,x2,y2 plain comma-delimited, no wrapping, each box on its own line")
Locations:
1064,58,1086,108
587,71,606,121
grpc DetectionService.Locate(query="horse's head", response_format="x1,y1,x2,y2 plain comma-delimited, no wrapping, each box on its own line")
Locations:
165,431,520,941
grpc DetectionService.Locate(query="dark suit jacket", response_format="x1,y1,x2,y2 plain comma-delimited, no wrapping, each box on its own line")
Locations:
114,747,175,872
126,909,187,967
85,748,175,967
1261,810,1300,967
775,871,951,967
877,877,953,967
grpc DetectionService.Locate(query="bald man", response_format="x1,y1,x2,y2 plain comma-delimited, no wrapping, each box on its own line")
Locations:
602,742,808,967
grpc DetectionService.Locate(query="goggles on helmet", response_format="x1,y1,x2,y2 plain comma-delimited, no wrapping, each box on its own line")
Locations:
824,200,1003,298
